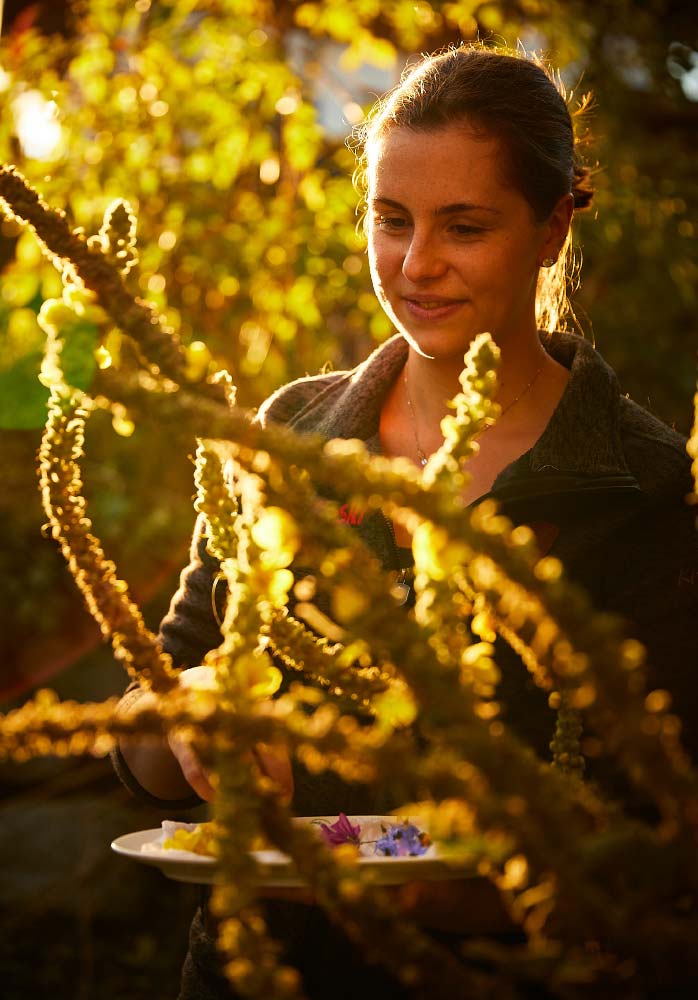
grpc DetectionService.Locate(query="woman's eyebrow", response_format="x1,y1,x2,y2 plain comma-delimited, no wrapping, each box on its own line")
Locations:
371,195,500,216
437,201,501,217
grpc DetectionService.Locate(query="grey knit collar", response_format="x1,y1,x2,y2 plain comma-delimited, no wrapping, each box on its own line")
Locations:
291,331,631,479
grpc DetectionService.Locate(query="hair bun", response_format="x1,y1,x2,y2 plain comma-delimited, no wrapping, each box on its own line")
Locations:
572,161,594,211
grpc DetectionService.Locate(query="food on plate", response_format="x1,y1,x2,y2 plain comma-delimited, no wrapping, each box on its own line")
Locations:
162,821,218,856
143,815,433,860
315,814,432,856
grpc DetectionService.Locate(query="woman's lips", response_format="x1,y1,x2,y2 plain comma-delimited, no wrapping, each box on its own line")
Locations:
403,298,466,321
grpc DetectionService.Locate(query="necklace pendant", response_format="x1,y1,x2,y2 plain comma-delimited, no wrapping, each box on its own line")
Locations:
419,455,428,467
392,581,411,606
391,569,413,606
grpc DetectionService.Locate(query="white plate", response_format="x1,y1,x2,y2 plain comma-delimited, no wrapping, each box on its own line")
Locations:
111,815,475,886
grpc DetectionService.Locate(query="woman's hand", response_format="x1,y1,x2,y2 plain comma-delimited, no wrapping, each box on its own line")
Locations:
166,735,294,805
115,685,204,802
167,666,218,801
117,665,294,804
171,666,294,804
253,742,294,805
167,730,217,802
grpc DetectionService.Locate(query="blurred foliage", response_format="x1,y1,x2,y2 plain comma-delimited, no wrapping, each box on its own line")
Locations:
1,0,696,694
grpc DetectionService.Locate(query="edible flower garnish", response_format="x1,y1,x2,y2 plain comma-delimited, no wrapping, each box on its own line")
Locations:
318,813,362,847
374,821,431,857
163,822,217,856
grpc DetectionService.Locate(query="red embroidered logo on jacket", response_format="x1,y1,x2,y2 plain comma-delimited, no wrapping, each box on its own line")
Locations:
338,503,365,526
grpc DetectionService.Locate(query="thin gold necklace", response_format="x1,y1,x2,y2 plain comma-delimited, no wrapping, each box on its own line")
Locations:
403,370,429,466
403,360,546,467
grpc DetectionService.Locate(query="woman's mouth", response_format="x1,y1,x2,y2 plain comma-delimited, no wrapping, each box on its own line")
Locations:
403,298,466,321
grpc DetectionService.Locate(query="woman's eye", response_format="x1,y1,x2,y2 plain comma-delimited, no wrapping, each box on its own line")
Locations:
452,224,485,236
376,215,409,230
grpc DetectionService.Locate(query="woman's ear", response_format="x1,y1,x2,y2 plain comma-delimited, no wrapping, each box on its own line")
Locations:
540,193,574,265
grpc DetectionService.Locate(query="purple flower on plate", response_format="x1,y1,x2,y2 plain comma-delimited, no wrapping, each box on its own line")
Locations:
318,813,362,847
374,821,431,857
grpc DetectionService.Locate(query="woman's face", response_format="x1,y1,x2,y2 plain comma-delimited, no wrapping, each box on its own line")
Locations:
366,123,563,361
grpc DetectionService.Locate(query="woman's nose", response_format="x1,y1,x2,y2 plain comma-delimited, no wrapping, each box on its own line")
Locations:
401,231,447,283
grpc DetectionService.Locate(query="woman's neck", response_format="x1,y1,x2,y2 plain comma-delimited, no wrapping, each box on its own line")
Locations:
380,329,571,533
404,334,554,431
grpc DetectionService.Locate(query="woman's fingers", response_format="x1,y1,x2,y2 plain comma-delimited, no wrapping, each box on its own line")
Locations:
253,743,294,805
167,667,218,800
166,731,293,805
167,732,216,802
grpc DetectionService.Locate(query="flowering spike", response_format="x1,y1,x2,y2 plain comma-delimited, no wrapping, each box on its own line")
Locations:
37,385,177,691
424,331,500,486
98,198,138,275
0,165,185,379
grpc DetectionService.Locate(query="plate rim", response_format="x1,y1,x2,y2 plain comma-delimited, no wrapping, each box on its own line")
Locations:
111,815,474,886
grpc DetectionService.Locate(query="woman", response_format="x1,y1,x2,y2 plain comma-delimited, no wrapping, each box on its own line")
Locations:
114,44,698,998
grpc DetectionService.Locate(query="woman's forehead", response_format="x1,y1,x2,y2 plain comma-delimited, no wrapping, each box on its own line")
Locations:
367,124,516,205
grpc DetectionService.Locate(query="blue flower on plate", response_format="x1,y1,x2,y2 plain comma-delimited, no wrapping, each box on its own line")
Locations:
374,821,431,857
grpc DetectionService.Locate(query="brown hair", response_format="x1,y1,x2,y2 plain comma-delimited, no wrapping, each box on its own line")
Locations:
353,43,595,334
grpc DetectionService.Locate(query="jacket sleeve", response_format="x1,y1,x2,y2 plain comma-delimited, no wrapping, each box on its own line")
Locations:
153,372,348,668
157,513,225,670
112,370,377,812
110,514,223,809
111,389,321,808
603,490,698,763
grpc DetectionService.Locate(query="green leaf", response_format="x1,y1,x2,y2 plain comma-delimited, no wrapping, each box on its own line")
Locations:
0,351,50,430
61,321,100,389
0,321,99,429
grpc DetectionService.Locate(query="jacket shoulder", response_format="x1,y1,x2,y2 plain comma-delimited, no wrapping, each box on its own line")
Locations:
256,368,350,428
619,395,691,495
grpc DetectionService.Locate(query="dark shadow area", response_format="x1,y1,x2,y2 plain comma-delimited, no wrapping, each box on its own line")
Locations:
1,644,207,999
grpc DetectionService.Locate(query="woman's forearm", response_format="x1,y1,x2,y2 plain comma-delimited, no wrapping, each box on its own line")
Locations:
115,687,201,802
114,683,293,804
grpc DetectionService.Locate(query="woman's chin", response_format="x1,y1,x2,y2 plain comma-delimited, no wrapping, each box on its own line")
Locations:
398,324,482,364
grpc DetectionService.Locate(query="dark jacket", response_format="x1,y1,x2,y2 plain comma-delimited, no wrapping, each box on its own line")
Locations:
114,332,698,810
147,331,698,773
112,331,698,999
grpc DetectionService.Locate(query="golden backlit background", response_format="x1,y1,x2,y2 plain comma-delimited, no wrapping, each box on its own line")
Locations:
0,2,696,997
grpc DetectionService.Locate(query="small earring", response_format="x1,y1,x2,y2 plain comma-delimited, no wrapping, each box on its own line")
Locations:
541,256,556,268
